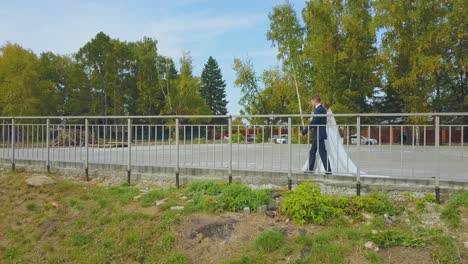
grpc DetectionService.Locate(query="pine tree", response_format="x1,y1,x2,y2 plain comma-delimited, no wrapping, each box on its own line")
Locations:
200,57,228,119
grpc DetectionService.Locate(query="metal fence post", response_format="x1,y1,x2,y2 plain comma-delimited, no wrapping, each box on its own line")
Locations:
85,118,89,181
356,116,361,196
228,116,233,184
435,115,440,204
46,119,50,173
127,118,132,184
11,118,15,171
175,118,180,188
288,117,292,190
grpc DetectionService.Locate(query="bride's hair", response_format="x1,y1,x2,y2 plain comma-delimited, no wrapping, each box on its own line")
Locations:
322,103,330,110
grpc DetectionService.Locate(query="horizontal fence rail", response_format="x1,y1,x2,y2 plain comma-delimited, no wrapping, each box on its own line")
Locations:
0,113,466,199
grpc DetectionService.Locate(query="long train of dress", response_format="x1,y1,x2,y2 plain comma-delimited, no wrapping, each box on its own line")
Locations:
302,109,360,175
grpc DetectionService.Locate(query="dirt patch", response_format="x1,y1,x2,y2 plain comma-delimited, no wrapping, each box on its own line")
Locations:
179,212,321,263
380,247,434,264
189,216,238,240
125,203,160,215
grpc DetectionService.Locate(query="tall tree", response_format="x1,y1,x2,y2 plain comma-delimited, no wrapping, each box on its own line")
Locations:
162,53,210,121
375,0,451,113
303,0,376,112
232,57,265,115
0,43,54,116
133,37,163,116
267,1,308,121
200,56,228,120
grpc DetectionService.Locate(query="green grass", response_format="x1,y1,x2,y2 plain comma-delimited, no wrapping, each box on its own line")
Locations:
140,189,166,207
186,180,225,195
0,173,465,264
442,191,468,227
254,230,285,252
282,182,398,225
220,183,271,212
0,173,182,263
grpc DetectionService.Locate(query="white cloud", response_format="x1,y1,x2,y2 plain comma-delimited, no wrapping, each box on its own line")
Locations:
148,13,264,58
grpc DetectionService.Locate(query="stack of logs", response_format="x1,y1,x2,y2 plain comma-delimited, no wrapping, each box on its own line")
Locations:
52,128,96,147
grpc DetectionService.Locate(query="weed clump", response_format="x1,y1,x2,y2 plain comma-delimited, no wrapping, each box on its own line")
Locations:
254,230,285,252
282,182,397,225
281,182,341,225
108,183,140,205
186,180,224,195
442,190,468,227
140,189,166,207
220,183,271,212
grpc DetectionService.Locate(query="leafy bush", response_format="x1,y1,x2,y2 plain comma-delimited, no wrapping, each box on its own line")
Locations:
424,193,436,203
254,230,285,252
372,229,408,248
255,133,264,143
140,189,167,207
282,182,398,224
291,133,310,144
281,182,342,225
336,192,397,216
442,191,468,227
184,193,222,213
232,133,245,143
220,184,271,212
186,180,224,195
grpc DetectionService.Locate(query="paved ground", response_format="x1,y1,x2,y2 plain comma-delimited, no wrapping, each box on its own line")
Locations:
1,144,467,182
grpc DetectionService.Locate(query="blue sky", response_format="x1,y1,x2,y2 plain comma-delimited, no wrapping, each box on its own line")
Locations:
0,0,307,114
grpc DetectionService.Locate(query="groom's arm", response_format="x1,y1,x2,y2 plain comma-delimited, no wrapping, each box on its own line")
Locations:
302,110,320,135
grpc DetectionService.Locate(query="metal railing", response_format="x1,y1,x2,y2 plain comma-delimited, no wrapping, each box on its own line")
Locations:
0,113,467,200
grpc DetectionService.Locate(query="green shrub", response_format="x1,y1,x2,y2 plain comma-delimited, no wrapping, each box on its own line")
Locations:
254,230,285,252
424,193,436,203
281,182,342,225
282,182,398,224
220,184,271,212
140,189,166,207
184,193,222,213
232,133,245,143
186,180,225,195
372,229,408,248
343,193,397,216
291,133,310,144
415,198,426,210
442,191,468,227
255,133,264,143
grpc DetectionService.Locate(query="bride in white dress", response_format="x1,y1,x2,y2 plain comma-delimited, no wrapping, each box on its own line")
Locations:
302,108,359,175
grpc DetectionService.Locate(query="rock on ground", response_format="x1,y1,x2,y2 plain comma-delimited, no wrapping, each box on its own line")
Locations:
25,175,56,187
189,217,238,240
365,241,379,252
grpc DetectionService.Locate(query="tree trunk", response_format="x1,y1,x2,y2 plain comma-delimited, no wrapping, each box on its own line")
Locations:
292,72,305,126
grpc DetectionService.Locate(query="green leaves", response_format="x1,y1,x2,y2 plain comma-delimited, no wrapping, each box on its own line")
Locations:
219,183,271,212
0,43,55,116
281,182,397,225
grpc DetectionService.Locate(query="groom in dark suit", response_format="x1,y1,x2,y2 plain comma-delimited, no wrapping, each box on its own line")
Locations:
300,96,331,174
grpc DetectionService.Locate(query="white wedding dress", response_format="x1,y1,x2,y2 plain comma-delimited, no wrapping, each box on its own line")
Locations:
302,109,359,176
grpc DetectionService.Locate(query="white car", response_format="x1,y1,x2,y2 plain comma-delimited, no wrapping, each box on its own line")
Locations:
275,135,288,144
351,134,378,145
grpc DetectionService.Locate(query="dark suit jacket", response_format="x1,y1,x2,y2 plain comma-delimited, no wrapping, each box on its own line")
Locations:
302,104,327,140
